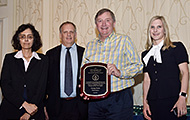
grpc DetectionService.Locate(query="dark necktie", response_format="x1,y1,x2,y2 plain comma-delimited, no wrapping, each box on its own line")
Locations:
65,47,73,96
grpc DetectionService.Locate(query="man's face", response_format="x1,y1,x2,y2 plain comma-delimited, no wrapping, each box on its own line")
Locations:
60,24,76,47
96,12,115,41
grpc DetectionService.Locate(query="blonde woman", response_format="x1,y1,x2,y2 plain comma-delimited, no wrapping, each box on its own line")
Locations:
142,16,189,120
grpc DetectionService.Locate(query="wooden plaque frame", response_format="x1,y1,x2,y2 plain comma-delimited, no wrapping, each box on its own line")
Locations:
81,62,111,99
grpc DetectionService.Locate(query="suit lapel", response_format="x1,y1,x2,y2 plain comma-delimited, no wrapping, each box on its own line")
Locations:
15,58,25,74
27,58,38,72
57,45,62,76
77,45,83,67
56,45,62,89
76,45,84,85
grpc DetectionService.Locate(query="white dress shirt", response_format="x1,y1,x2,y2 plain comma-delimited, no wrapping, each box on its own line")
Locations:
60,43,78,98
14,50,41,72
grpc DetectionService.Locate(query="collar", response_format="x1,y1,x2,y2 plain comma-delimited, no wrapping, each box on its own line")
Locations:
152,40,164,51
14,50,41,60
61,43,76,51
96,32,115,43
143,40,164,66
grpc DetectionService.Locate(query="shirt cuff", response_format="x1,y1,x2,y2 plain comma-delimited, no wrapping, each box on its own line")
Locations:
19,106,23,109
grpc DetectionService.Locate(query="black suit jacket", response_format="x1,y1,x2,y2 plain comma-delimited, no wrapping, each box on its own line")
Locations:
0,52,48,119
45,44,88,119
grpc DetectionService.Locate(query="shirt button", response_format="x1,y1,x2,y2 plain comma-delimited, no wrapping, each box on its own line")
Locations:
155,71,157,74
153,64,156,66
24,85,26,87
155,79,158,81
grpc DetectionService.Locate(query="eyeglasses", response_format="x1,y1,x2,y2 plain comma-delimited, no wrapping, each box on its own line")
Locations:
19,34,34,40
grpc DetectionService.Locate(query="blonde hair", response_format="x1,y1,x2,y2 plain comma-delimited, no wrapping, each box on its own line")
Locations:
145,15,175,50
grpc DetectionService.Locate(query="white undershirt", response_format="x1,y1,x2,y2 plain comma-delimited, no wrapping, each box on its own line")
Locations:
143,40,164,66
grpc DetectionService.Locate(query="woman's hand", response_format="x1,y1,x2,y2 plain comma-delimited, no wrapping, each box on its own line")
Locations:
22,101,38,115
20,113,30,120
171,96,187,117
143,100,152,120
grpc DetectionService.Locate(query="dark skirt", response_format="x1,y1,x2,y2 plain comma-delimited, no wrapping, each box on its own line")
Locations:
148,96,187,120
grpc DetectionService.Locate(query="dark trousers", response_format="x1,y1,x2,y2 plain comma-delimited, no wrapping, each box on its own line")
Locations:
88,88,133,120
148,96,187,120
48,98,88,120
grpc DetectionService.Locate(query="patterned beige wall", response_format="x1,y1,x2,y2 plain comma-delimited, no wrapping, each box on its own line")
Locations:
14,0,190,105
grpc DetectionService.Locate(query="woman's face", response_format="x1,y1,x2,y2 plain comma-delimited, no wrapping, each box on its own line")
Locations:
19,28,34,50
150,19,165,44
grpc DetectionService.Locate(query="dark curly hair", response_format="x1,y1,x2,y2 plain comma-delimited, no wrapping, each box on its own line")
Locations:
11,23,42,51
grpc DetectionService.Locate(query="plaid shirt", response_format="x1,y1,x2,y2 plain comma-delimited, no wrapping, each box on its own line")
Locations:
82,32,143,92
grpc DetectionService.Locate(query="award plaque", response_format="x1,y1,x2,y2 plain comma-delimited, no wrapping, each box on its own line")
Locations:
81,62,111,99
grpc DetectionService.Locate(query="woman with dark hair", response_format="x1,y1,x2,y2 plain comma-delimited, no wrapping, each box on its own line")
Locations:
0,23,48,120
142,16,189,120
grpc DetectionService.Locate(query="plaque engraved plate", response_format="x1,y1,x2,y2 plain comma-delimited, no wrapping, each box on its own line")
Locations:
81,62,111,99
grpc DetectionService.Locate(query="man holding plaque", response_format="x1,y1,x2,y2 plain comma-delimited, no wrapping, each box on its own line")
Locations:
81,8,143,120
45,21,88,120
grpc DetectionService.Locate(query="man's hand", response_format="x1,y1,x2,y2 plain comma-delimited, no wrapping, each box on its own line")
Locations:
44,107,49,120
79,84,90,100
107,63,121,77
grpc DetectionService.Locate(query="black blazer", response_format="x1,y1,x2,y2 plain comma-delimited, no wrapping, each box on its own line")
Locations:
0,52,48,119
45,44,88,119
141,42,189,100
